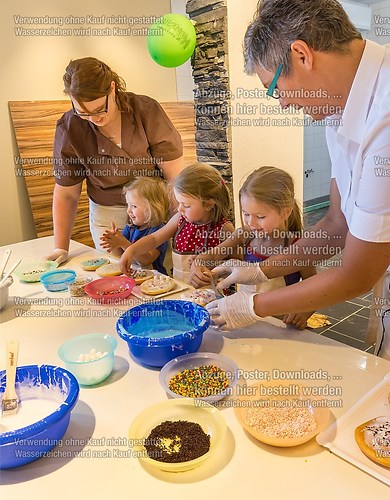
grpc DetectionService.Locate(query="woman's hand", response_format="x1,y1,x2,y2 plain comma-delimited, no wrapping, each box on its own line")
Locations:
42,248,69,265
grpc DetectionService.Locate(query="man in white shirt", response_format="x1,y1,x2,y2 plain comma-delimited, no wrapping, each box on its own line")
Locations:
193,0,390,358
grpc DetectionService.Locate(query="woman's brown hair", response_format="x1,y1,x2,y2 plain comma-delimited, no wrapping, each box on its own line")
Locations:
63,57,131,113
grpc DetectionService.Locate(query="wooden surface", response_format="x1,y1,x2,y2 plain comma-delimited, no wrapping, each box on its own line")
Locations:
9,100,196,247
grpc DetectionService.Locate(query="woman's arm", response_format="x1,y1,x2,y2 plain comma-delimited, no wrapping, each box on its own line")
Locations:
159,156,184,180
53,183,82,251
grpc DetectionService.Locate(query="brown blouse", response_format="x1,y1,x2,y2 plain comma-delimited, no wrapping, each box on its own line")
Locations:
53,92,183,206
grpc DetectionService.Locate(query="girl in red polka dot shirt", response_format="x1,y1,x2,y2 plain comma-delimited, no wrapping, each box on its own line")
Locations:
120,162,234,282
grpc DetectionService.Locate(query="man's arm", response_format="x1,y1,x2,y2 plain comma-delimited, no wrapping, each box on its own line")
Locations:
254,234,390,317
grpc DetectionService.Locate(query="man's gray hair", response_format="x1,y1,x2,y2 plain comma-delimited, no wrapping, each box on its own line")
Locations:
244,0,362,76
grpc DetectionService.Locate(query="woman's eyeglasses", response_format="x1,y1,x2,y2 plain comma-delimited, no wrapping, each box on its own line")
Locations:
72,94,109,117
266,64,283,100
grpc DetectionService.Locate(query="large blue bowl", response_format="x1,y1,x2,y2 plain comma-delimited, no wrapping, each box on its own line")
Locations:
0,364,79,469
116,300,210,368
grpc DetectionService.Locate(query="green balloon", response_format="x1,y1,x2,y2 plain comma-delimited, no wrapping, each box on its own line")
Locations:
147,14,196,68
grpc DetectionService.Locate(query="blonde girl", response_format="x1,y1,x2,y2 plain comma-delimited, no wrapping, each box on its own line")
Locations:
191,166,316,329
120,162,234,282
101,176,170,274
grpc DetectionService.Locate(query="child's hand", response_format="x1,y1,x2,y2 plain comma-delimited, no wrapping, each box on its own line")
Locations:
283,311,314,330
189,264,214,288
120,246,135,276
100,223,126,252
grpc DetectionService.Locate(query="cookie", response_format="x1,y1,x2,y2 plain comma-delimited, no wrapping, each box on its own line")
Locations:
140,275,176,295
96,263,123,277
129,268,154,284
81,258,109,271
354,416,390,468
181,288,217,307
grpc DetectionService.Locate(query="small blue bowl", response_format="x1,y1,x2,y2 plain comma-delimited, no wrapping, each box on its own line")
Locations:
116,300,210,368
41,269,76,292
0,364,79,469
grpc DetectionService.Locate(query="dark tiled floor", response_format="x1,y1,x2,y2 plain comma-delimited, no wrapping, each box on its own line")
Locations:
303,207,374,354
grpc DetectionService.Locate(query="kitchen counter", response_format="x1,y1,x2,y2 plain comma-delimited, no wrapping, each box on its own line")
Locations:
0,237,389,499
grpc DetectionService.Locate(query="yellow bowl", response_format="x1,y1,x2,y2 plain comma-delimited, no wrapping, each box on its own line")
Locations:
129,398,226,472
234,380,330,447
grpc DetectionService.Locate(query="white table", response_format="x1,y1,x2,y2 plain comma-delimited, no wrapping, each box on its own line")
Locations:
1,237,389,499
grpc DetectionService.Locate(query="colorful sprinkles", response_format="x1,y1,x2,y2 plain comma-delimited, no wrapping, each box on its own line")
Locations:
168,364,230,398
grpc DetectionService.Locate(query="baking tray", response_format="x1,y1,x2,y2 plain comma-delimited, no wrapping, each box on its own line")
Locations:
316,373,390,485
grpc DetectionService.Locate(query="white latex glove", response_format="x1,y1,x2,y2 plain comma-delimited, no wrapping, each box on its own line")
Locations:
206,291,262,331
212,259,269,289
42,248,69,265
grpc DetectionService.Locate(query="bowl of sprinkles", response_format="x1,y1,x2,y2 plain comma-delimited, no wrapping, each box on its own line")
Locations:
159,352,239,403
14,261,58,283
128,398,227,472
234,380,330,447
84,276,135,303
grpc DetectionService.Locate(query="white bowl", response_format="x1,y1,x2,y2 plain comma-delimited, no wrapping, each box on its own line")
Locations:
234,380,330,447
129,398,227,472
0,276,13,311
159,352,239,403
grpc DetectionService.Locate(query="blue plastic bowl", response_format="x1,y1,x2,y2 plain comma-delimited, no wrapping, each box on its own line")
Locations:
0,365,79,469
41,269,76,292
116,300,210,368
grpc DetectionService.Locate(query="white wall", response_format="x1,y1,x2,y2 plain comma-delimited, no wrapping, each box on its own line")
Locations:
226,0,304,223
1,0,177,246
304,0,390,205
171,0,195,101
367,0,390,43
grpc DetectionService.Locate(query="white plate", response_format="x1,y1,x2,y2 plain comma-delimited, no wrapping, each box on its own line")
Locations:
316,373,390,486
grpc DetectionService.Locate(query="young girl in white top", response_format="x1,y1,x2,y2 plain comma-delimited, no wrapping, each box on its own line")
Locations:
191,166,316,329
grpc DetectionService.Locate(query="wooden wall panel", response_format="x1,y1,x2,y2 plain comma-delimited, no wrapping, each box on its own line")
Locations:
9,100,196,247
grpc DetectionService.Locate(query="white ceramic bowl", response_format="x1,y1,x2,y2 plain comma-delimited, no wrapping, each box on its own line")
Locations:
129,398,227,472
159,352,239,403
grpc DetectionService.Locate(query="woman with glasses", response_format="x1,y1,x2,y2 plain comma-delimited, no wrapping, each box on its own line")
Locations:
202,0,390,360
44,57,184,262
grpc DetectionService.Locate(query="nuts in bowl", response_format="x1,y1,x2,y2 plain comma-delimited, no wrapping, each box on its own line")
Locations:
234,380,330,447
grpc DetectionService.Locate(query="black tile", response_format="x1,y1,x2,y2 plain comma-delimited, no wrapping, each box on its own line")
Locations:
321,330,367,351
317,302,365,321
330,314,368,342
355,307,371,319
347,297,372,307
364,345,376,355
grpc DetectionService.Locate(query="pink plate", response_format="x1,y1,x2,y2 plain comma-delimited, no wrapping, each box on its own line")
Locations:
84,276,136,304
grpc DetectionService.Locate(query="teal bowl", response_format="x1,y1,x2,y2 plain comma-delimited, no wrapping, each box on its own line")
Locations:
41,269,76,292
58,333,117,386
